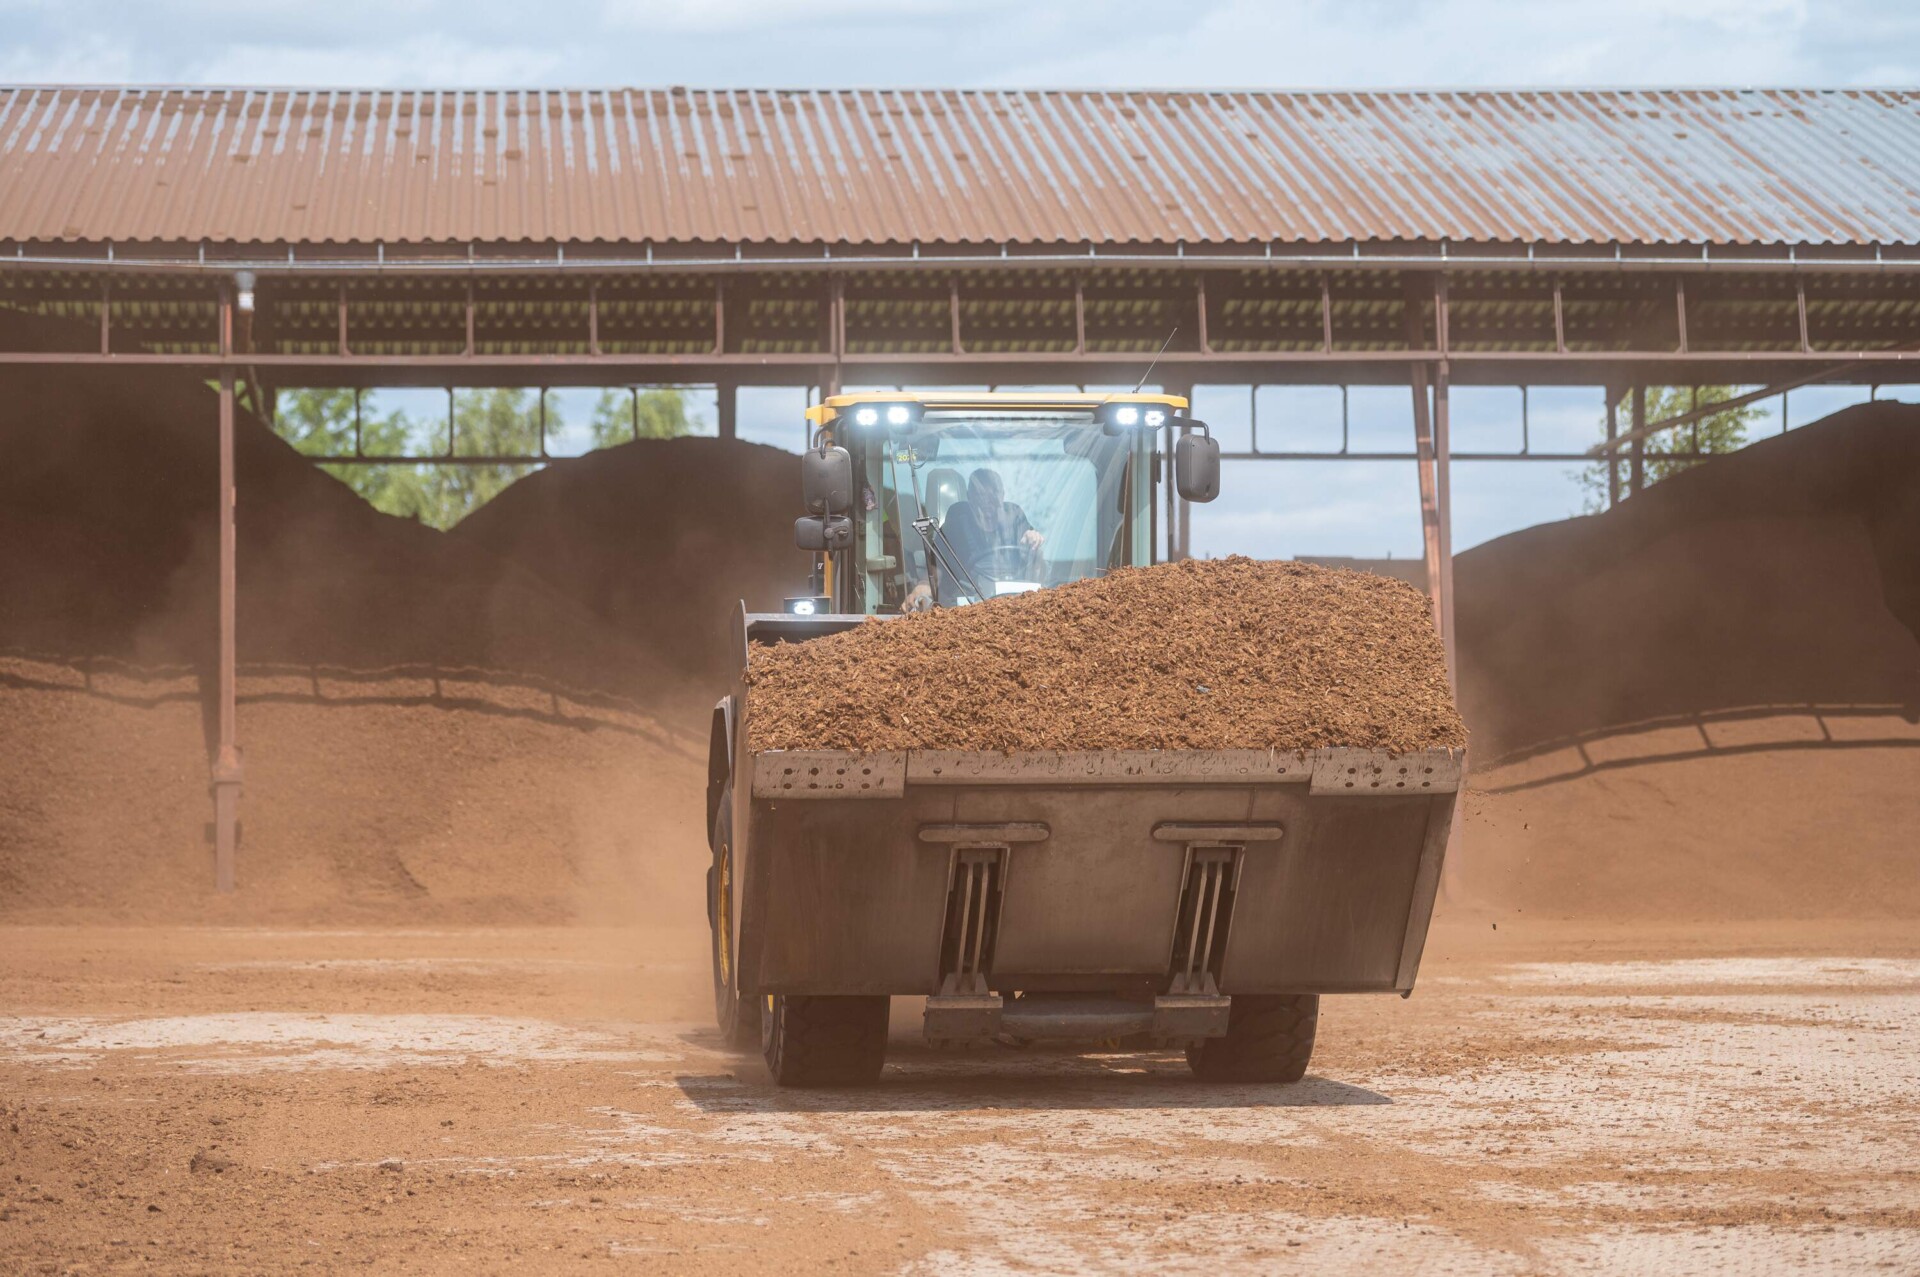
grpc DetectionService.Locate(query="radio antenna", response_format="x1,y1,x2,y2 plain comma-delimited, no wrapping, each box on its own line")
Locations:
1132,327,1178,394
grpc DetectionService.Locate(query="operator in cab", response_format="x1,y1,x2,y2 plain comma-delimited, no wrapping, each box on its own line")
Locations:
906,467,1045,610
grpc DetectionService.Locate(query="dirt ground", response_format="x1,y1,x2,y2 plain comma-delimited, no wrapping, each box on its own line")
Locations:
4,917,1916,1274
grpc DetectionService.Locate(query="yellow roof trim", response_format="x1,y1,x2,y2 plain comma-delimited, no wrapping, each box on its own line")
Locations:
805,389,1188,425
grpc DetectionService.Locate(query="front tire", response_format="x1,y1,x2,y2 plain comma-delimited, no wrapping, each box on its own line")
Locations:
1186,994,1318,1083
761,994,890,1087
708,784,759,1049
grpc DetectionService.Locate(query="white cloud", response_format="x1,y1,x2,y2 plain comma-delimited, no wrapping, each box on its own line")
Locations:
600,0,991,35
190,37,565,88
1,0,1911,87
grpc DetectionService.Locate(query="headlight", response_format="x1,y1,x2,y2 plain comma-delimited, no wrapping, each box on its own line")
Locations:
785,595,830,616
852,407,880,427
1114,405,1141,427
1144,409,1167,428
886,404,912,426
792,598,817,616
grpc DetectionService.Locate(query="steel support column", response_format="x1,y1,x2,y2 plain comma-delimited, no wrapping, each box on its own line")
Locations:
212,366,242,892
1167,476,1182,560
1432,361,1458,685
1404,279,1447,636
1605,387,1622,508
1409,363,1445,639
717,383,737,442
1630,386,1647,496
1166,381,1194,561
1163,426,1178,562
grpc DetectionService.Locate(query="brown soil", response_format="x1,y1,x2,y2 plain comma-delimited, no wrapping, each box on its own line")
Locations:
0,368,711,924
0,658,706,926
1452,744,1920,920
1442,403,1920,921
4,920,1916,1272
745,557,1466,753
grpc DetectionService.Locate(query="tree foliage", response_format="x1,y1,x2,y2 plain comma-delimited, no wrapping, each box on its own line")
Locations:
589,388,703,448
273,386,700,529
1581,386,1766,513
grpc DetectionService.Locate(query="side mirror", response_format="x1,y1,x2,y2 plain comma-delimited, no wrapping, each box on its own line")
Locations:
802,445,853,515
1175,428,1220,503
795,515,854,552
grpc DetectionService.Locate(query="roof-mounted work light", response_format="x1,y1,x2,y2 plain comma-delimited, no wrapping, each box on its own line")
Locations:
845,401,923,430
1097,401,1174,433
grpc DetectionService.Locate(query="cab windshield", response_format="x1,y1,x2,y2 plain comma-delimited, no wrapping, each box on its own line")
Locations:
850,412,1154,613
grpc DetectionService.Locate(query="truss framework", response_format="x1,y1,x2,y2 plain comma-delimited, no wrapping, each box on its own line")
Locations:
2,262,1918,388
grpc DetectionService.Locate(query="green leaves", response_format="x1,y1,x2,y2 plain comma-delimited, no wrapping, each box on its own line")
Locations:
1582,386,1767,512
273,387,699,529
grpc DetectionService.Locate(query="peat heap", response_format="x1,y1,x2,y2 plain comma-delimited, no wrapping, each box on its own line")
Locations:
746,557,1465,754
0,367,669,701
1450,403,1920,921
1456,402,1920,762
0,366,701,922
452,437,800,680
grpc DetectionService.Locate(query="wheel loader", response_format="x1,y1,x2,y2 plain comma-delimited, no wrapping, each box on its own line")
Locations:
705,392,1461,1086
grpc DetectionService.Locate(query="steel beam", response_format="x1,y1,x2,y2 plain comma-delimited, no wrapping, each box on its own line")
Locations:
1165,381,1194,560
1163,426,1177,562
1220,450,1717,463
11,242,1920,277
305,446,1729,466
1630,386,1647,496
1588,351,1912,455
13,347,1920,373
213,360,242,893
1605,388,1621,507
1432,358,1457,684
1404,283,1446,635
717,382,737,441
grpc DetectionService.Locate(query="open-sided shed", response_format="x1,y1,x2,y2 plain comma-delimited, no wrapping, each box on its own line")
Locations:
5,85,1920,886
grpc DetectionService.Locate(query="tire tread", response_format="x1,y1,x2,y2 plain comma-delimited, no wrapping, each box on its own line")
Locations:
765,995,889,1087
1187,994,1318,1083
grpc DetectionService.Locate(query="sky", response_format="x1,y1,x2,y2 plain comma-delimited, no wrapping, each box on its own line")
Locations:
3,0,1916,89
7,0,1917,557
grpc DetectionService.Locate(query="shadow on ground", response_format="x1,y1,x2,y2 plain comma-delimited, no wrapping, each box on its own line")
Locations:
671,1059,1389,1115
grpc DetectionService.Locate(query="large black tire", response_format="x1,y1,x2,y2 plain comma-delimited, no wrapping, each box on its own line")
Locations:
708,785,759,1049
761,994,890,1087
1186,994,1319,1083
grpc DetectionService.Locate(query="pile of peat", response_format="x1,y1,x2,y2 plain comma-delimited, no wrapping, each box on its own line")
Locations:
745,557,1466,754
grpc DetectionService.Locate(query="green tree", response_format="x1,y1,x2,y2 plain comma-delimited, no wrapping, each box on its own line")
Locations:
274,387,437,522
273,386,700,530
588,387,702,448
1582,386,1766,512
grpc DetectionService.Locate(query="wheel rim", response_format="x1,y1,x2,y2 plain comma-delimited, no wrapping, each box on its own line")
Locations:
715,840,734,989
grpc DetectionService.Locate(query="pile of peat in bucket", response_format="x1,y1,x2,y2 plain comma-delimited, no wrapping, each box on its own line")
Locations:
745,557,1465,754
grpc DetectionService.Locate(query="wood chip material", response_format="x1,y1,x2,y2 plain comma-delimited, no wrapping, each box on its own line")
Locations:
745,557,1466,754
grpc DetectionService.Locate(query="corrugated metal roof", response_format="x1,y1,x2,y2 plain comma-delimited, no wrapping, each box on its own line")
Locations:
3,86,1918,249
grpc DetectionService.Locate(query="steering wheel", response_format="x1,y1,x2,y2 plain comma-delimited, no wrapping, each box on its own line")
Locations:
971,544,1040,581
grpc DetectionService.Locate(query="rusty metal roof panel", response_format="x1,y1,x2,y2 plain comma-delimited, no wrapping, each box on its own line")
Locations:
3,86,1919,248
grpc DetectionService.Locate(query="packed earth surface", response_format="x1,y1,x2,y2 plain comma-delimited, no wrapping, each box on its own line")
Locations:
4,920,1918,1273
4,374,1919,1271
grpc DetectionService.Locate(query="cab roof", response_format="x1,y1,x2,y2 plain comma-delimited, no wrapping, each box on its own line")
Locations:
805,389,1187,426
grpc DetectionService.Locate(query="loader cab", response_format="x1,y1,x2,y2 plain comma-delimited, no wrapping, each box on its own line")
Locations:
796,392,1217,615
